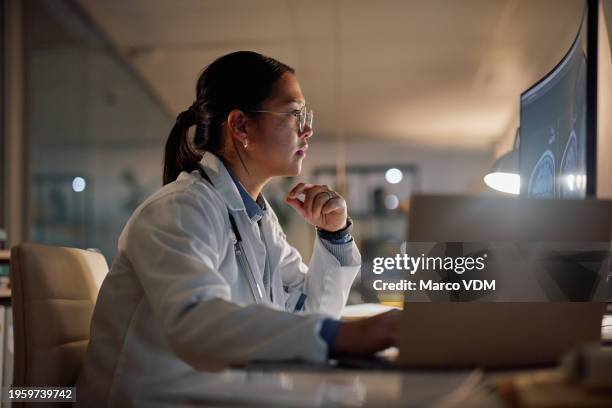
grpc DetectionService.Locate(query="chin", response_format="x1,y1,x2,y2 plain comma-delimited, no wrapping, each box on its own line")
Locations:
284,158,303,177
270,154,304,177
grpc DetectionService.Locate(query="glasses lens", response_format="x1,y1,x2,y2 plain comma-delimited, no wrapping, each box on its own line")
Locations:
295,106,313,133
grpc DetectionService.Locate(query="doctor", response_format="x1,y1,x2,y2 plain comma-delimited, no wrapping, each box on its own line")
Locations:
77,51,399,407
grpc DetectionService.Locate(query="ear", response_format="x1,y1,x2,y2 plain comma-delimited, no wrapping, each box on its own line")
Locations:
227,109,249,145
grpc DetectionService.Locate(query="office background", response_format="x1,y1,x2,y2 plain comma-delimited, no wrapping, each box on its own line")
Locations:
2,0,612,282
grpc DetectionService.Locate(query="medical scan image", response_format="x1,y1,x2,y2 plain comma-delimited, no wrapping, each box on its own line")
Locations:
520,27,587,198
528,150,555,198
559,131,581,198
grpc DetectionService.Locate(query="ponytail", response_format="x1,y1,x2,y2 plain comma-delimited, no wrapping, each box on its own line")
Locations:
162,108,201,185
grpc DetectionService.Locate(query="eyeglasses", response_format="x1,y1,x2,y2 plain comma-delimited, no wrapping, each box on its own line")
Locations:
249,105,313,133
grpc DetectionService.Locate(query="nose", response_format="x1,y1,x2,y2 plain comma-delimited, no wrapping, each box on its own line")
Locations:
301,124,313,140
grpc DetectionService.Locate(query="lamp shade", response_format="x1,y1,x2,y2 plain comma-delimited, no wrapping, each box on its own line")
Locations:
484,149,520,195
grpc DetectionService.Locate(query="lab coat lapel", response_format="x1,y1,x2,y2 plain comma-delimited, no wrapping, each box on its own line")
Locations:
199,152,244,212
246,217,267,286
199,153,270,303
257,206,286,307
230,210,268,303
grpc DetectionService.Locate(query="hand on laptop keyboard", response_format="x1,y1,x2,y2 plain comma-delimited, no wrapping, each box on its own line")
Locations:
333,309,401,356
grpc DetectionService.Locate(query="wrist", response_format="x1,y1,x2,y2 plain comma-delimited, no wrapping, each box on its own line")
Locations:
320,319,341,356
332,321,351,355
316,216,353,240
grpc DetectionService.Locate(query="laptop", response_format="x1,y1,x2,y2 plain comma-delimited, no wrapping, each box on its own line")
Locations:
391,195,611,367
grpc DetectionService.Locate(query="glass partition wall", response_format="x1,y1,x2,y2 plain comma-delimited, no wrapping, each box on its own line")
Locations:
0,0,5,249
25,0,171,263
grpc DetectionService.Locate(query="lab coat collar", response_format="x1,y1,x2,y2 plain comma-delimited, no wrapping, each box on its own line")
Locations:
198,152,246,213
225,168,266,223
199,152,272,225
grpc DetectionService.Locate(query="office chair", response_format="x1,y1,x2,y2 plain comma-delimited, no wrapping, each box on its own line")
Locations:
9,243,107,405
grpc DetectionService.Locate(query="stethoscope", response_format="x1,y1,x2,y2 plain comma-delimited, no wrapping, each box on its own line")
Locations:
197,165,267,304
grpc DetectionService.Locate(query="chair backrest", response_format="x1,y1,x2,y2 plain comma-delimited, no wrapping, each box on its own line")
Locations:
10,243,108,388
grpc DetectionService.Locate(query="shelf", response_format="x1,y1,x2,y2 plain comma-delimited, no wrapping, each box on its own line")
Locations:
0,250,9,263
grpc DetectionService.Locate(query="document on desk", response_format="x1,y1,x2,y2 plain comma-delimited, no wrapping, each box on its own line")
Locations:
341,303,400,320
603,314,612,343
138,368,491,407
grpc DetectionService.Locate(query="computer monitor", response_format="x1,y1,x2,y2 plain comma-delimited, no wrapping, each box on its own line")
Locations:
519,0,598,198
407,194,612,302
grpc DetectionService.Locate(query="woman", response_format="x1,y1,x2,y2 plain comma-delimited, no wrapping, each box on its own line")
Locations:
77,51,399,407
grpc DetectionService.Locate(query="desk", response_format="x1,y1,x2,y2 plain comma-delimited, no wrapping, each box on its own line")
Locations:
136,359,612,408
133,305,612,408
138,366,499,407
182,305,612,408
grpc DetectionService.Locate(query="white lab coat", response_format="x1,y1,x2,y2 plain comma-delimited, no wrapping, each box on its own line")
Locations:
76,152,361,407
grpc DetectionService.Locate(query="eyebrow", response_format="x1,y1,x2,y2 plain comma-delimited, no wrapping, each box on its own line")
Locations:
285,99,305,106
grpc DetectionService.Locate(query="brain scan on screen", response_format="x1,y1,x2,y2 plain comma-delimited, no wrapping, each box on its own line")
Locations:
528,150,555,198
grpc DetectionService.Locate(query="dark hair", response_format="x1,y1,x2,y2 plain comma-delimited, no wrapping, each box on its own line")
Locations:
162,51,295,185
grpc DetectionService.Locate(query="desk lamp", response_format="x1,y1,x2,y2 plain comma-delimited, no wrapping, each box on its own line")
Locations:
484,128,520,195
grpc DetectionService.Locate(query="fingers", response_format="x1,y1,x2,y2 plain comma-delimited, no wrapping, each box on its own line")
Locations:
303,185,328,219
287,182,314,199
287,183,341,220
311,190,338,219
285,182,310,217
285,197,306,217
382,309,402,345
333,310,402,356
370,309,401,347
378,309,402,328
320,195,345,216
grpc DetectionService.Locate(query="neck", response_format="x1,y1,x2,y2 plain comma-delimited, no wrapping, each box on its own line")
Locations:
221,154,269,200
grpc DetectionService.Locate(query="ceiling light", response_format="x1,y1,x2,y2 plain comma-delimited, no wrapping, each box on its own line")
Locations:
385,168,403,184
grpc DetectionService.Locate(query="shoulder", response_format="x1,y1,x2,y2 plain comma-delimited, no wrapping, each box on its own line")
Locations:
146,171,222,207
125,171,229,233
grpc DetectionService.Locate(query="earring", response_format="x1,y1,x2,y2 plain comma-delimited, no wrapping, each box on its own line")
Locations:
243,139,248,148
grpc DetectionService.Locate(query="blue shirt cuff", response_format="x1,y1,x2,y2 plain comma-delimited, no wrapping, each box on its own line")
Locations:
318,234,354,266
319,318,341,356
317,231,352,245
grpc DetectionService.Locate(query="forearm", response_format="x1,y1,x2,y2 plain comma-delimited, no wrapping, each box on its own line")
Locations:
300,237,361,317
165,297,329,370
